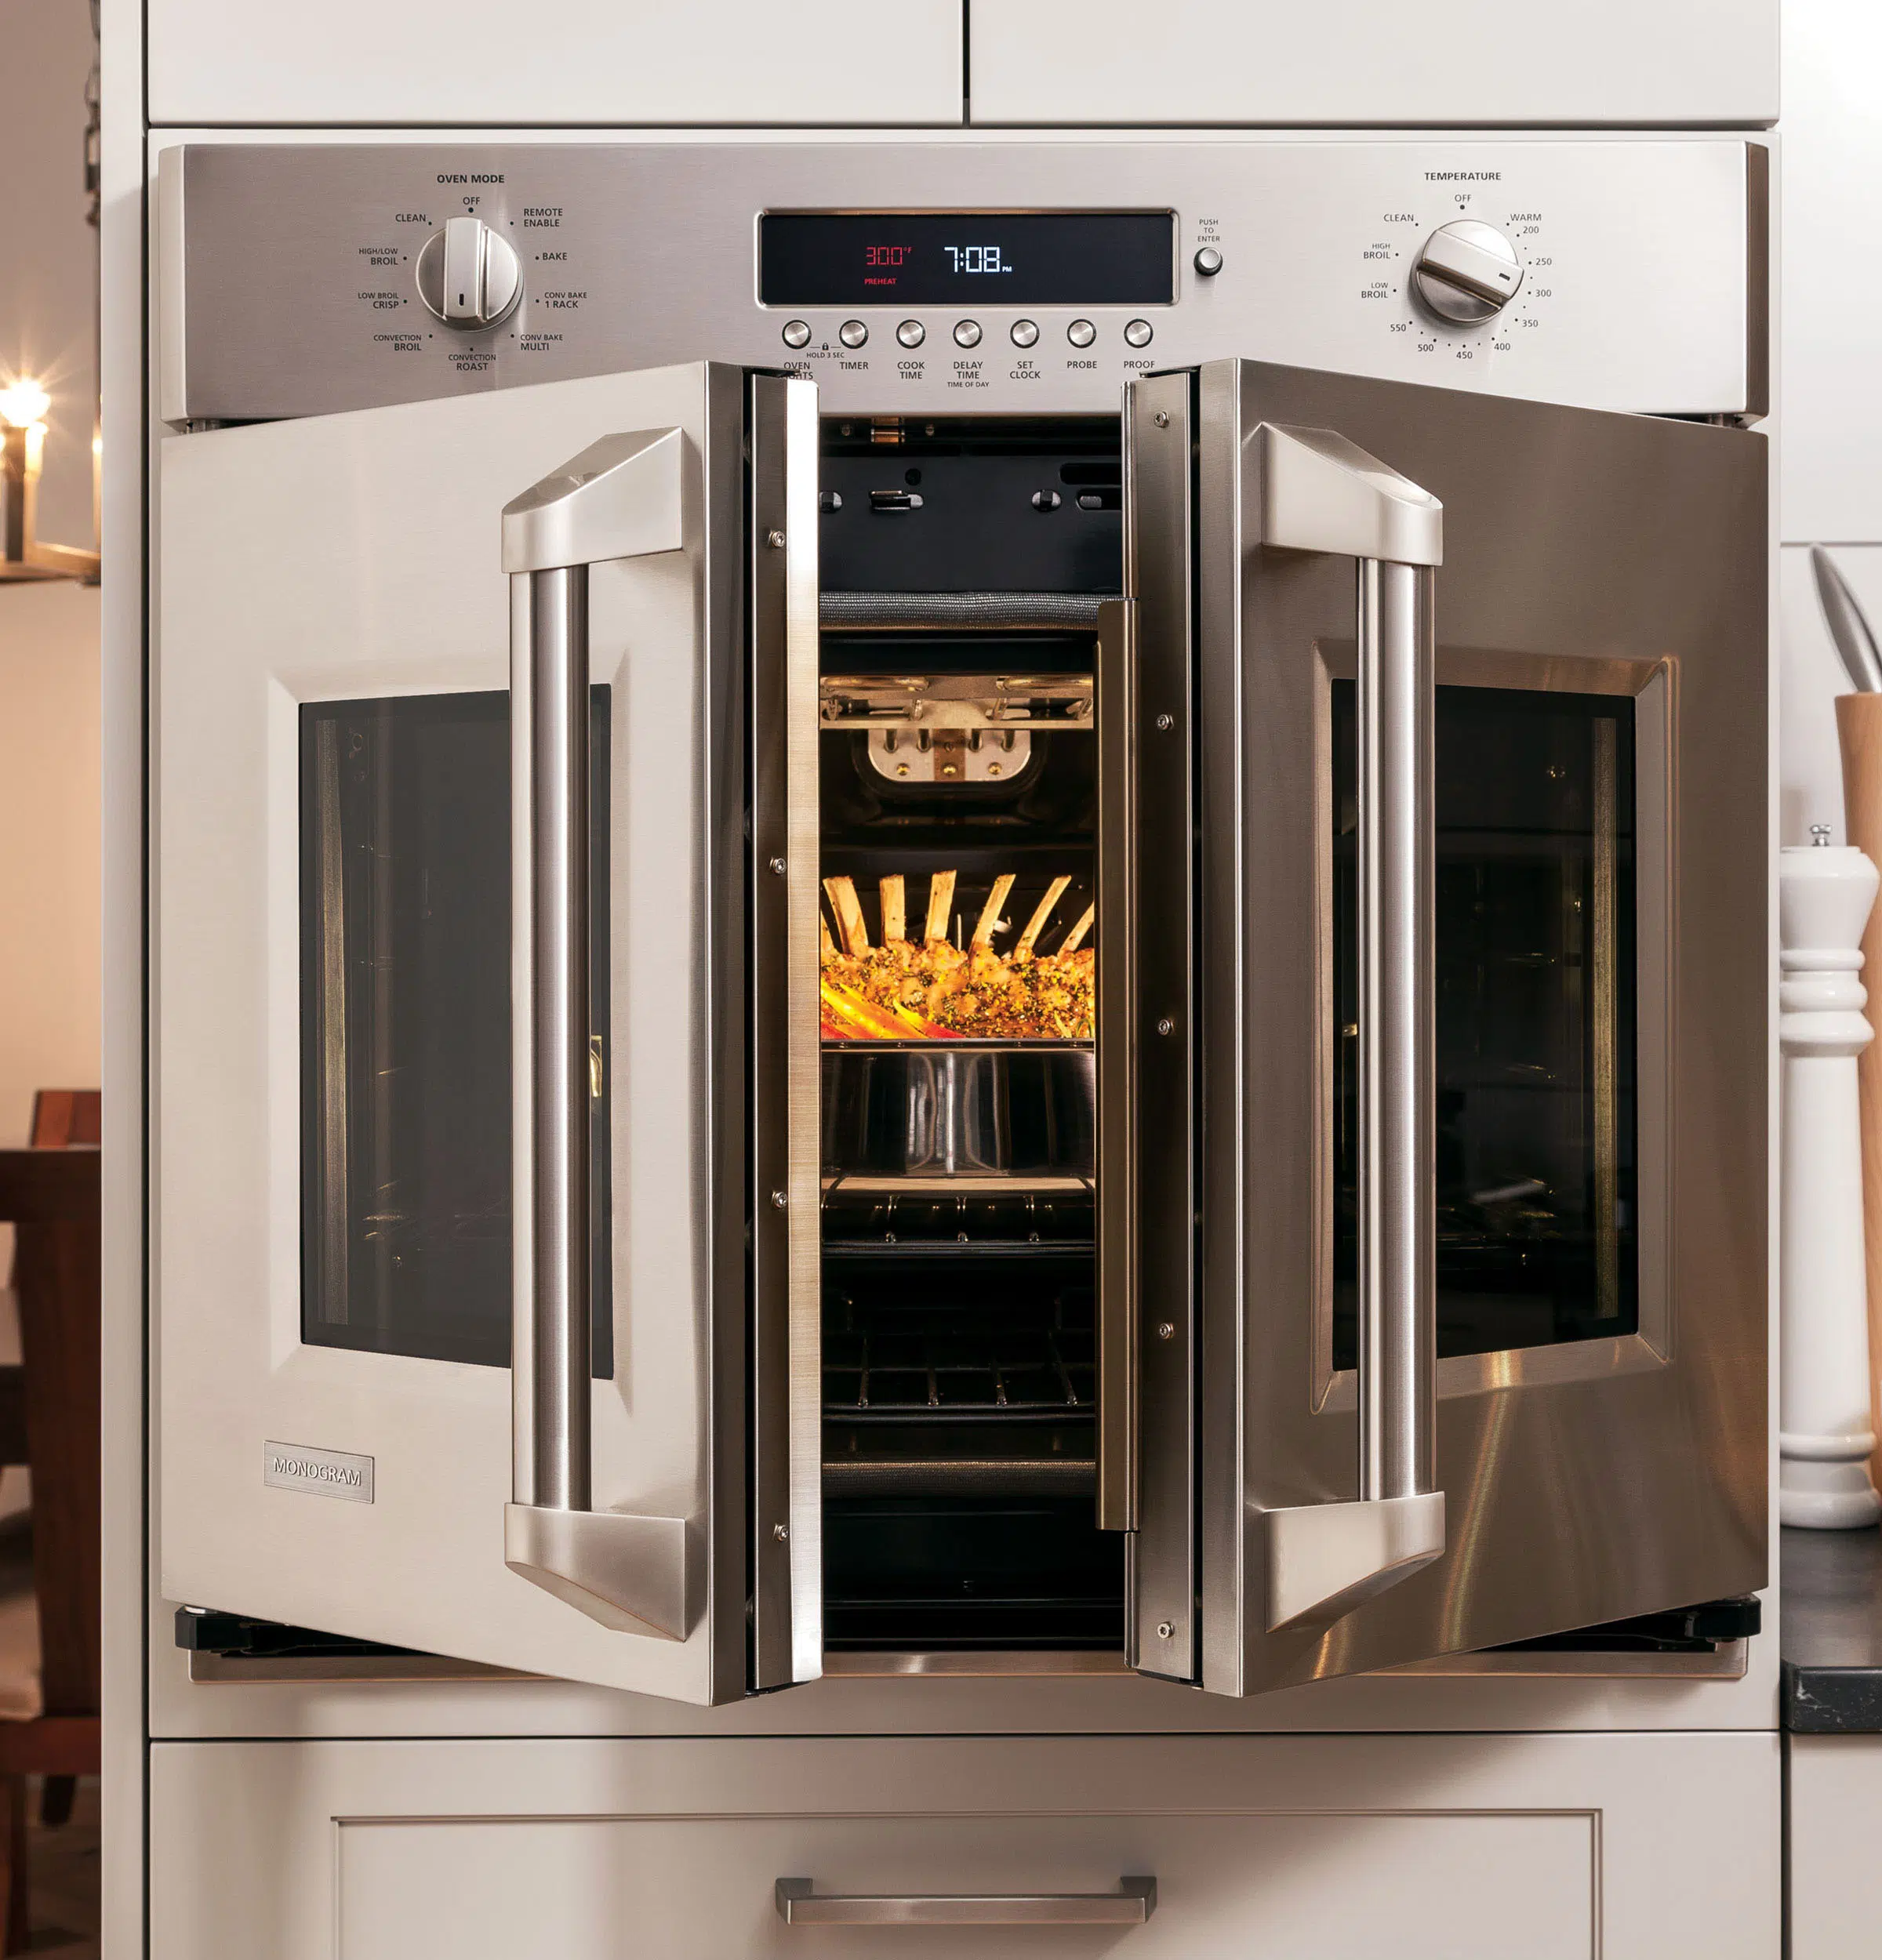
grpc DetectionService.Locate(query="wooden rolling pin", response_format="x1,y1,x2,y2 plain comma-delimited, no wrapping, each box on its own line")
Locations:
1835,691,1882,1491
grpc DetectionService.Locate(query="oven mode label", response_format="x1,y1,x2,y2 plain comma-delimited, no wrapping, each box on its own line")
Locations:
263,1439,376,1504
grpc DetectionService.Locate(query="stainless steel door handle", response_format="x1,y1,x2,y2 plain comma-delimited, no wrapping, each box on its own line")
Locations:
776,1877,1157,1926
1252,423,1448,1633
500,427,693,1639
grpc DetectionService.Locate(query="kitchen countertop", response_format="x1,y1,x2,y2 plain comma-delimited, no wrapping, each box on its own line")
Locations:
1781,1523,1882,1733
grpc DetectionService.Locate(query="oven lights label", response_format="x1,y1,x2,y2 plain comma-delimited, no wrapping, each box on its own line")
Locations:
263,1440,375,1504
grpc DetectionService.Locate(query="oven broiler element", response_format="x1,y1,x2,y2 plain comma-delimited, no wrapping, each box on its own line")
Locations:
820,670,1095,728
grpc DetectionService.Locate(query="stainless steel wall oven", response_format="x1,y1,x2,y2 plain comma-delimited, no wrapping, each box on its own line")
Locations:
154,136,1768,1707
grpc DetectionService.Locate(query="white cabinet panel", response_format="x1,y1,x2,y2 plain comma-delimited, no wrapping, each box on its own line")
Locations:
968,1,1775,128
338,1814,1589,1959
1789,1736,1882,1958
1781,0,1882,542
146,0,962,127
148,1733,1781,1960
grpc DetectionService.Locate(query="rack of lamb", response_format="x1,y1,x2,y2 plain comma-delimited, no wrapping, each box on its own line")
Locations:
821,871,1094,1042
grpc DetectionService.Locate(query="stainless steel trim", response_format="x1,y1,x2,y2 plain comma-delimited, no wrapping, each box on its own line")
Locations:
1095,597,1137,1534
502,427,696,1641
1121,371,1198,1680
775,1878,1157,1926
1246,424,1444,1633
749,372,823,1690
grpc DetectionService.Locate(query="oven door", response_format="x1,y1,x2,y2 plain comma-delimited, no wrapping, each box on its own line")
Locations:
1103,358,1766,1693
157,363,822,1705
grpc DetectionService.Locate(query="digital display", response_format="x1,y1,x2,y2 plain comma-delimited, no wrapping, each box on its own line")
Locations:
759,212,1175,308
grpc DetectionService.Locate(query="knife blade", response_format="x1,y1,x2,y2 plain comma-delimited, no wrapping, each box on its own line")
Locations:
1812,544,1882,694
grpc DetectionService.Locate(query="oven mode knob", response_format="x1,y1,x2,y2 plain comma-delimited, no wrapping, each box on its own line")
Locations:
1411,220,1524,325
415,216,524,330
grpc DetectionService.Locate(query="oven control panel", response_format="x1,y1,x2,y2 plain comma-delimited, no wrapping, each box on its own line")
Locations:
158,138,1764,423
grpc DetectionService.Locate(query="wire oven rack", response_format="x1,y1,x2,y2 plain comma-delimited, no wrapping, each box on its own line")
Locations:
823,1293,1095,1420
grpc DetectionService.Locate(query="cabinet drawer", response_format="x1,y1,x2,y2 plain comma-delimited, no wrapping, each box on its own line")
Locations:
149,1733,1778,1960
339,1811,1590,1959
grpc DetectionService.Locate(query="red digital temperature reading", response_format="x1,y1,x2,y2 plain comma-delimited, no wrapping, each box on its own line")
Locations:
865,245,912,267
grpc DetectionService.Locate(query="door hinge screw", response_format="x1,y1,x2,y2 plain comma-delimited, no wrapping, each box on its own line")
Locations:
1157,1016,1175,1037
769,856,787,874
1156,712,1174,731
1157,1621,1175,1639
1157,1320,1175,1341
772,1522,790,1542
1154,412,1170,428
767,528,787,549
771,1189,788,1209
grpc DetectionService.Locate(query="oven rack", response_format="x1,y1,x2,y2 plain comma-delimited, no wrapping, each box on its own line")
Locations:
822,1321,1095,1420
821,1183,1094,1251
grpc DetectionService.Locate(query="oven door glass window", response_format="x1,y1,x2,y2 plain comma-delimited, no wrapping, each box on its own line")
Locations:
299,689,612,1371
1333,682,1638,1366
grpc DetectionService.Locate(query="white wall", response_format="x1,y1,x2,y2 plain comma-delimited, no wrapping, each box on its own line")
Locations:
1779,0,1882,847
0,583,101,1143
0,0,101,1146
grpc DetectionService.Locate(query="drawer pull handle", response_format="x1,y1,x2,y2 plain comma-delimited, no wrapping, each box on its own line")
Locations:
775,1875,1157,1926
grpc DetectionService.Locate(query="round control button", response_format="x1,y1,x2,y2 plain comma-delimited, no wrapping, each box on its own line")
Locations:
838,319,869,349
780,318,812,350
896,319,925,348
1194,246,1223,278
1067,318,1097,348
1010,318,1040,347
954,319,983,348
1124,318,1154,349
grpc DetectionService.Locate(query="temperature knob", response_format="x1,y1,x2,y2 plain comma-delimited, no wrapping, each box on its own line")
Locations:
1411,220,1524,325
416,215,523,330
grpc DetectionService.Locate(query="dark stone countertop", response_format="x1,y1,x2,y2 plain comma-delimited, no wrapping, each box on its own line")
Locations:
1782,1523,1882,1733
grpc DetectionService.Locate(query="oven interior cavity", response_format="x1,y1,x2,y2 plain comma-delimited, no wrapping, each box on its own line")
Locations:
816,414,1122,1654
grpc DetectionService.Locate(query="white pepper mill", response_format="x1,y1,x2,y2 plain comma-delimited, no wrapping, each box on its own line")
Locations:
1780,825,1882,1527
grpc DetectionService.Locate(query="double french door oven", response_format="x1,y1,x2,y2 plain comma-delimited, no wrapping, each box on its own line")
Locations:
154,140,1768,1708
